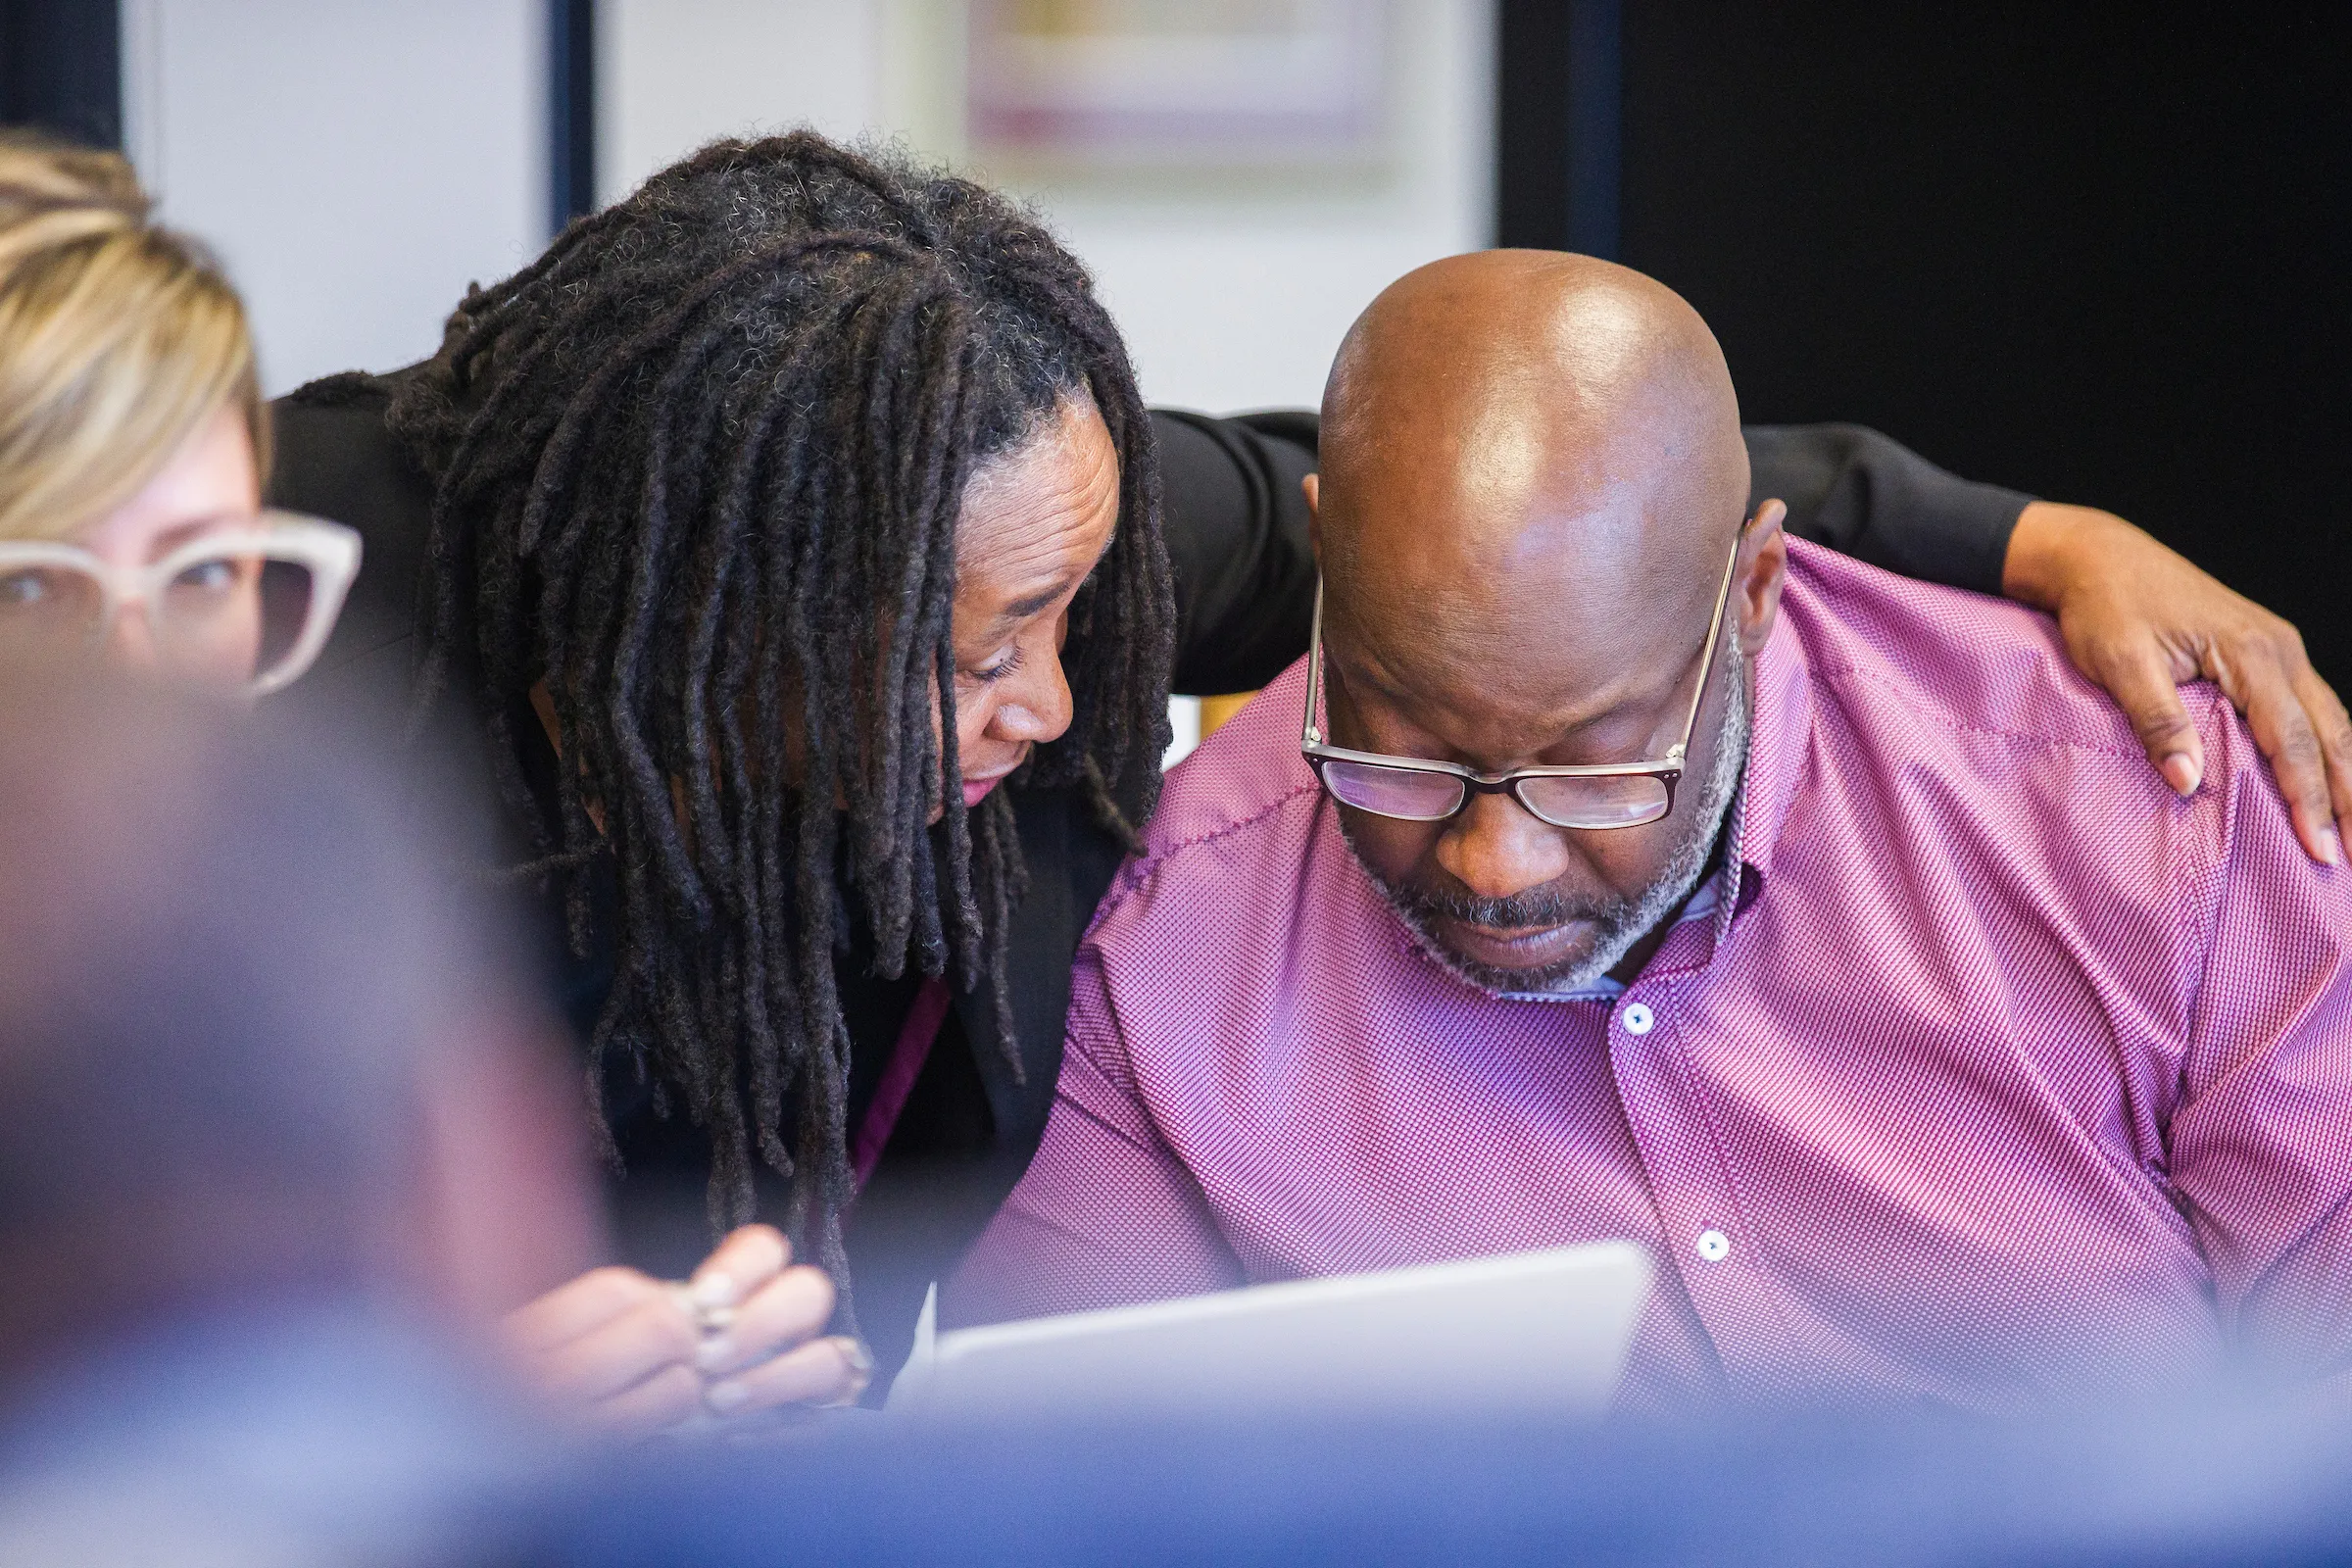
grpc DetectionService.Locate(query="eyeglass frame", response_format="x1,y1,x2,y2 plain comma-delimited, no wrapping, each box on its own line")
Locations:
0,510,363,696
1299,517,1750,830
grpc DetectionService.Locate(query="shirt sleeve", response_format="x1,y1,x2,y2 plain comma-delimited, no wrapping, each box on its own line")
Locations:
1744,422,2032,597
2167,709,2352,1383
939,945,1246,1328
1152,408,1319,697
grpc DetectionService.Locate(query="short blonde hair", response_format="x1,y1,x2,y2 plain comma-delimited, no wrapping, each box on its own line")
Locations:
0,134,268,542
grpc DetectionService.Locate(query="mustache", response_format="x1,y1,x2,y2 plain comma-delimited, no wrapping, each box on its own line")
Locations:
1383,878,1624,933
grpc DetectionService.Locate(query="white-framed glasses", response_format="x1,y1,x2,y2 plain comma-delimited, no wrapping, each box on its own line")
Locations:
0,511,362,696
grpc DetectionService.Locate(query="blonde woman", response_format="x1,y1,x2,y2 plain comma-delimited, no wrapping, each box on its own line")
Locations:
0,134,356,694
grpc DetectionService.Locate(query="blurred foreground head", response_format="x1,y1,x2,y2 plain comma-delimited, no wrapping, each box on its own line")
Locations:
0,664,596,1384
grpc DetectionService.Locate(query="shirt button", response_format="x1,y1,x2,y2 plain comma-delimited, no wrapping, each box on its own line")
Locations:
1621,1003,1654,1035
1696,1229,1731,1262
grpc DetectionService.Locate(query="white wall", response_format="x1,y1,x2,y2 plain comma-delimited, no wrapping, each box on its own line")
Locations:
598,0,883,204
122,0,544,396
596,0,1496,414
596,0,1494,751
1029,7,1496,413
111,0,1494,470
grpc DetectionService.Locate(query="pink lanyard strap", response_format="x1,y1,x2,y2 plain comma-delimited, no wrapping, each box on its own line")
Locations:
851,976,955,1192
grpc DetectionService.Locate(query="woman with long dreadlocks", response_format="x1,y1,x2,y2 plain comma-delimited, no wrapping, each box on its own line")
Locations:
267,133,2350,1430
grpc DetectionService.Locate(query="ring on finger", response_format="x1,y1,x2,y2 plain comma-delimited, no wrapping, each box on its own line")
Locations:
814,1337,875,1408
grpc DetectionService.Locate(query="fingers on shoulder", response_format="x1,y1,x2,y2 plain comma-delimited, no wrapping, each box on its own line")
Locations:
2214,638,2347,861
2254,609,2312,668
2077,630,2202,762
2292,667,2352,817
2239,662,2331,789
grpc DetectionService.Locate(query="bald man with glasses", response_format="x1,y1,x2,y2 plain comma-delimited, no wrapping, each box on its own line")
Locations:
944,252,2352,1413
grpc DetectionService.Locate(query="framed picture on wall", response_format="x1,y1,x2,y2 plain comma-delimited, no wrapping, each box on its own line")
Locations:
966,0,1392,171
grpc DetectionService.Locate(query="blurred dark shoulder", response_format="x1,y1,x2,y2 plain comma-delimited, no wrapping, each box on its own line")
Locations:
267,368,524,883
1152,409,1320,696
267,368,437,709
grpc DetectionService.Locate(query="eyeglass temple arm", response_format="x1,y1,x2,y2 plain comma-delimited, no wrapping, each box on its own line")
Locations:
1303,577,1327,745
1669,523,1750,763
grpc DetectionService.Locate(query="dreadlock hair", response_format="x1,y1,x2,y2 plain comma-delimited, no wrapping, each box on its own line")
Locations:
385,132,1175,1290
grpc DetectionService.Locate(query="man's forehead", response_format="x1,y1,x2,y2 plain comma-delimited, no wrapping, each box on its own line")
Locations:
1333,545,1704,710
1329,370,1726,550
1327,435,1720,645
1321,463,1738,760
1341,504,1638,634
1333,604,1679,751
1312,251,1747,743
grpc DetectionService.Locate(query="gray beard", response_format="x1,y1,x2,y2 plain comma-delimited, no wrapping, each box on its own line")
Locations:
1345,652,1751,998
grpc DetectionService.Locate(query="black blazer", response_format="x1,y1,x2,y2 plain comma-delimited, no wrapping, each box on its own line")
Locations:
268,374,2030,1378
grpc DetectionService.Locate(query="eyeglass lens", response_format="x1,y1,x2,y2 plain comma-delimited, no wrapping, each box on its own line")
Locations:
1513,773,1671,829
1317,759,1467,820
1318,757,1672,830
0,551,324,689
0,564,104,638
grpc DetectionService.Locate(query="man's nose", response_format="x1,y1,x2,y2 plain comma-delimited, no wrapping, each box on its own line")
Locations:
989,644,1075,746
1434,791,1575,905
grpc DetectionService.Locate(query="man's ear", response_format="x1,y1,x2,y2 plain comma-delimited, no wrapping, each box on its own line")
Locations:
1737,499,1790,658
1302,473,1322,566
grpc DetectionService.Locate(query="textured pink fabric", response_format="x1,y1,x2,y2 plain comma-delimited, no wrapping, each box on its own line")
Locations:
944,541,2352,1412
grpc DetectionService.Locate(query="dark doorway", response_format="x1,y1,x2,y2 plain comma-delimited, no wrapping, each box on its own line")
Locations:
1619,8,2352,683
548,0,596,235
1501,7,2352,685
0,0,120,148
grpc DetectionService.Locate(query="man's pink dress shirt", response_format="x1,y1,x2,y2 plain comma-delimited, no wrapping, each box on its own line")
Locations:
945,542,2352,1410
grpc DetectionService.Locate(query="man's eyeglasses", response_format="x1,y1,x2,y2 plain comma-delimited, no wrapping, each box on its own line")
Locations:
1300,523,1746,831
0,512,362,696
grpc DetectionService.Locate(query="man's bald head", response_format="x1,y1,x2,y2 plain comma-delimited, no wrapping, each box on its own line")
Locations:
1318,251,1746,695
1309,252,1778,996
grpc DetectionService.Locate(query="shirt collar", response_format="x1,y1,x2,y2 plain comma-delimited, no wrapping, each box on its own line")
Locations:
1728,606,1814,892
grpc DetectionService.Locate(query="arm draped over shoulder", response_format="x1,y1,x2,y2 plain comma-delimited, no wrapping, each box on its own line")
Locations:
1153,410,2032,698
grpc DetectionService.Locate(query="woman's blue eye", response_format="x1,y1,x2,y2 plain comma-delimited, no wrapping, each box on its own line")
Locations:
171,560,236,595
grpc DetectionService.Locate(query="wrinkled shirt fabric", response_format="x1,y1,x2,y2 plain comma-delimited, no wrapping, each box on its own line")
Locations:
946,542,2352,1412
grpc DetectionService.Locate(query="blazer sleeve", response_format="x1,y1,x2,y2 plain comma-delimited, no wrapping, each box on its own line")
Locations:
1152,408,1321,697
1743,422,2032,598
1152,410,2034,695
